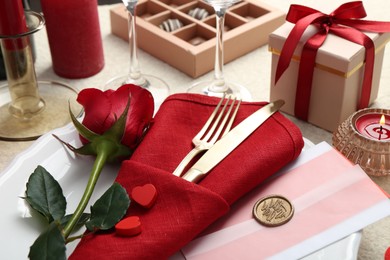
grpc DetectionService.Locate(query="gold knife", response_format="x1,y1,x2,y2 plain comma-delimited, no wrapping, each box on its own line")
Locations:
181,100,285,183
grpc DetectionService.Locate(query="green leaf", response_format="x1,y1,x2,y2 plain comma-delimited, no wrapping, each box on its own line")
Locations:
28,221,66,260
60,213,91,232
86,183,130,232
24,166,66,223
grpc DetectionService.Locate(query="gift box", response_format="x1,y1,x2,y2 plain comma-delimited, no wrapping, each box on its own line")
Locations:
269,3,390,132
110,0,285,78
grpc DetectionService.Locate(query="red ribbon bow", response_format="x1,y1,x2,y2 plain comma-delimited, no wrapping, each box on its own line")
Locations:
275,1,390,121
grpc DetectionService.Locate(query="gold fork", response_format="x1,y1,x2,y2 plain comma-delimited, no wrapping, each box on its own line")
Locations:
172,94,241,177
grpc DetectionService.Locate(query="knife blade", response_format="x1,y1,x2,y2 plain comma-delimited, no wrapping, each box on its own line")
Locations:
181,99,285,183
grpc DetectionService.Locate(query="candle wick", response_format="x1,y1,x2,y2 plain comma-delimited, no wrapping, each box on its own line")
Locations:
379,125,383,140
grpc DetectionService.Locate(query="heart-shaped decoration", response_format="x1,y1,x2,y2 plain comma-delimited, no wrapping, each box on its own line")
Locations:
115,216,142,237
131,183,158,208
386,247,390,260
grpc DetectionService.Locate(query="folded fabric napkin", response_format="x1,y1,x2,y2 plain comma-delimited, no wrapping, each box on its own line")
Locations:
70,94,304,259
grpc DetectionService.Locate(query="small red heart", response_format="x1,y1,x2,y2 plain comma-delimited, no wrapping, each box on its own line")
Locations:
131,183,158,208
115,216,142,237
385,247,390,260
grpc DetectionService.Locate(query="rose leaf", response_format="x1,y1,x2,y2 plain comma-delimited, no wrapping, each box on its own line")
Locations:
24,165,66,223
28,221,66,260
86,182,130,232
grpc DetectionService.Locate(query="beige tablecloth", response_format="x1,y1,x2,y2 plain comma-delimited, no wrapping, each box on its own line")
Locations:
1,1,390,259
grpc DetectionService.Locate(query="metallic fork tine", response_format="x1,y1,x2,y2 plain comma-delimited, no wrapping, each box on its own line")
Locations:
172,94,241,177
200,95,231,144
193,93,227,141
222,97,241,137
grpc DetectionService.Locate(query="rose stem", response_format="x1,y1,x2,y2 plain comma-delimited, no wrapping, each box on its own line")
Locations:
62,141,114,239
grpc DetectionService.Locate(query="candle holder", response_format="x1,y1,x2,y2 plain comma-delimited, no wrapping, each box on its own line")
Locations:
333,108,390,176
0,11,82,141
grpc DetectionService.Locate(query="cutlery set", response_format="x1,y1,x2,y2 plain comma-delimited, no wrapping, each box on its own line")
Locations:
172,94,241,177
173,95,284,183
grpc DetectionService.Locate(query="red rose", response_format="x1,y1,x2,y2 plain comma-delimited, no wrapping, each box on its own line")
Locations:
45,84,155,246
77,84,154,149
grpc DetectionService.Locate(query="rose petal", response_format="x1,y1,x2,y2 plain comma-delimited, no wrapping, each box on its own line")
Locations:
110,84,154,148
75,85,154,149
77,89,112,143
103,85,132,131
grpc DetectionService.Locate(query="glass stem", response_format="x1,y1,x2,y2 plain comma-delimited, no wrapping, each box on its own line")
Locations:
125,2,146,86
211,7,228,93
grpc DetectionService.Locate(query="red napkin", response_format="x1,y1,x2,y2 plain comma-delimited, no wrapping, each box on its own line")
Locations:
70,94,304,259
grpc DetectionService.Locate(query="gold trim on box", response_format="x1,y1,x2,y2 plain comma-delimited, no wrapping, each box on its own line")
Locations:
269,39,388,78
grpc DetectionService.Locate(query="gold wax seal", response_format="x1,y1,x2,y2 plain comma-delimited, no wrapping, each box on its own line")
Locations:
253,194,294,227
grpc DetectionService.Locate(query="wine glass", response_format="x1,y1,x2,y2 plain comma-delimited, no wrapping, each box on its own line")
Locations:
105,0,170,108
187,0,251,100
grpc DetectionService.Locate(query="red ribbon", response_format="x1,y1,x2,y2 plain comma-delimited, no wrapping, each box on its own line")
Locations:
275,1,390,121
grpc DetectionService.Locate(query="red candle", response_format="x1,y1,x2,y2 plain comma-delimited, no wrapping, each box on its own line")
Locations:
355,113,390,141
0,0,27,35
0,0,28,50
41,0,104,78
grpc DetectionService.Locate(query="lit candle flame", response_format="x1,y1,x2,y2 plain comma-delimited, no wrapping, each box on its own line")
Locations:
380,115,386,126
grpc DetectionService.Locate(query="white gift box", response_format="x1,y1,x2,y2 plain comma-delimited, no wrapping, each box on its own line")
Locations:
269,22,390,132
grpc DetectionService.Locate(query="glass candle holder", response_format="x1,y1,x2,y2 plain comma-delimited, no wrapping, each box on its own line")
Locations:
0,11,44,120
0,11,82,141
333,108,390,176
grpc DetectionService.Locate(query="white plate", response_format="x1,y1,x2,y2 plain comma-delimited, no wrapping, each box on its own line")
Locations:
0,123,120,258
0,124,361,259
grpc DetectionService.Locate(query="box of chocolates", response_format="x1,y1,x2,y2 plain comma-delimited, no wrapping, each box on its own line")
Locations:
110,0,285,78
